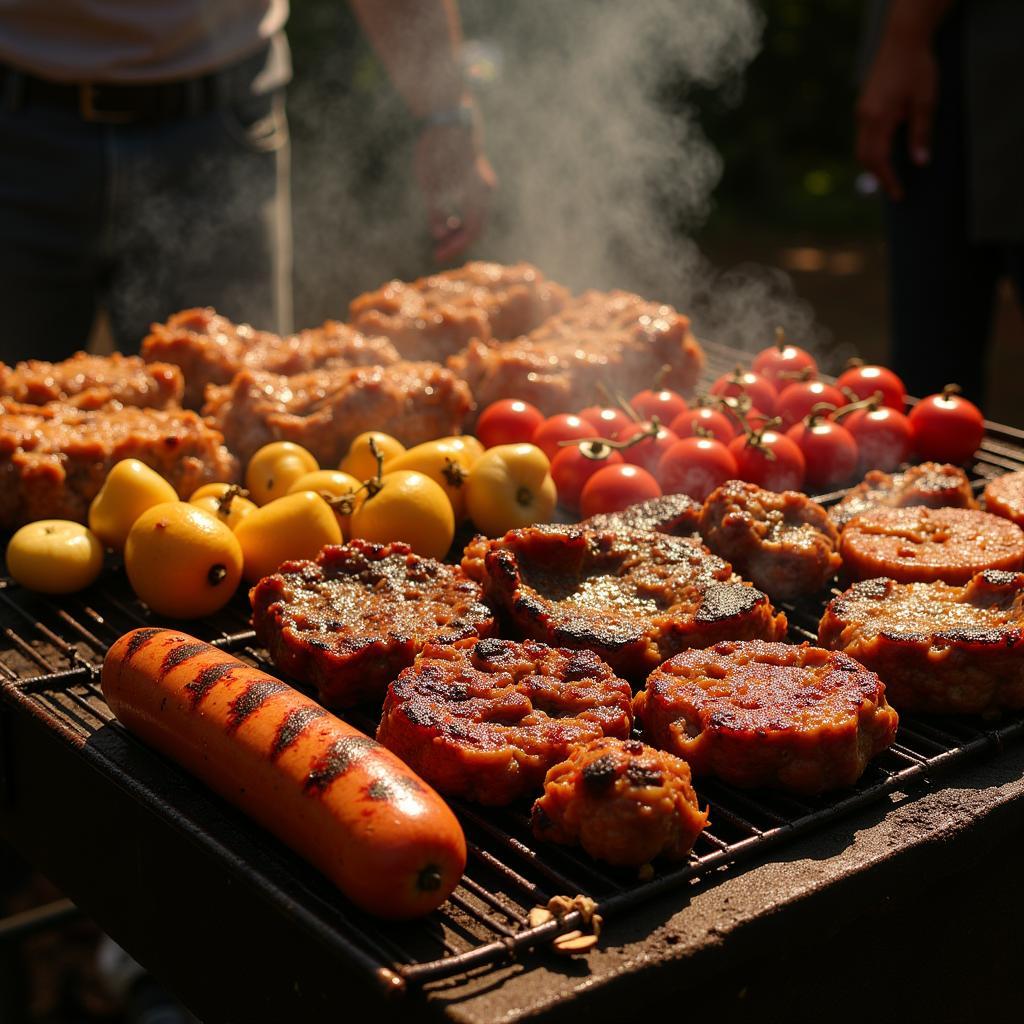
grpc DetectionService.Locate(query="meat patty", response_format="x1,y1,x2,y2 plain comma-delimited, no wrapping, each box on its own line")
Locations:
251,540,495,707
840,506,1024,584
376,638,633,805
450,290,704,417
202,360,473,466
635,640,898,795
582,493,702,538
531,737,709,866
461,525,787,682
699,481,841,602
830,462,977,529
984,470,1024,526
0,352,183,410
818,571,1024,713
0,399,238,529
349,261,570,361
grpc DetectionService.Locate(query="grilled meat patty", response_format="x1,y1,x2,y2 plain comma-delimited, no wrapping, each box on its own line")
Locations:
461,525,787,682
202,360,473,466
0,352,183,410
349,261,569,362
450,290,704,417
635,640,898,795
142,307,400,408
582,493,702,538
840,506,1024,584
531,737,708,866
830,462,977,530
984,470,1024,526
819,571,1024,713
0,399,238,528
251,540,495,708
699,481,841,602
377,638,633,805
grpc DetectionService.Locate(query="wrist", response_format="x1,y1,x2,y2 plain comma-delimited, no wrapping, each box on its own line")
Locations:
415,97,476,132
886,0,952,46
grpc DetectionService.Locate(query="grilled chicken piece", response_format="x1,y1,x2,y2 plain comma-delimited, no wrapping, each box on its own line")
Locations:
251,541,495,708
462,525,786,682
582,493,703,538
0,351,183,410
142,307,400,408
635,640,898,795
699,481,841,602
984,470,1024,526
377,638,633,805
532,737,708,866
202,359,473,466
0,399,238,529
450,290,704,417
349,261,570,362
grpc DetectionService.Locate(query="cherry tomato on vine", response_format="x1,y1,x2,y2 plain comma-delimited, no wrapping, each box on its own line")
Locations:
842,406,913,472
476,399,545,449
669,406,736,444
630,388,688,424
776,380,846,428
577,405,633,440
836,364,906,411
620,421,679,476
908,386,985,464
579,464,662,519
785,418,859,492
710,368,777,416
751,330,818,386
551,442,623,512
531,413,598,462
657,437,738,502
728,431,806,492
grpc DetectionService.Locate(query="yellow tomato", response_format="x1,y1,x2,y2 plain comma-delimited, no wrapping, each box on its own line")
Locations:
465,443,557,536
189,484,258,531
245,442,319,505
6,520,104,595
383,440,474,521
349,470,454,560
233,491,342,583
434,434,486,464
286,470,363,537
124,503,243,619
339,432,405,481
88,459,179,551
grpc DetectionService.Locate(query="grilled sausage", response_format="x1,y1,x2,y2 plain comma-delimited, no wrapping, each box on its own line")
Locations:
101,628,467,919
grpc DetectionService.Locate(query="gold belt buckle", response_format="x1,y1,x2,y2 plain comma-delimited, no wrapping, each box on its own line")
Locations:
79,83,135,124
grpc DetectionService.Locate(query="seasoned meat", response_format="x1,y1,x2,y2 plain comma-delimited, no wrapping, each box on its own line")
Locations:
984,470,1024,526
202,360,473,466
699,480,841,601
830,462,977,529
0,352,183,410
0,399,238,529
635,640,898,795
349,261,569,362
840,506,1024,584
377,638,633,805
582,493,702,538
461,525,786,682
251,540,495,707
142,307,400,407
819,571,1024,713
531,737,708,866
450,290,704,417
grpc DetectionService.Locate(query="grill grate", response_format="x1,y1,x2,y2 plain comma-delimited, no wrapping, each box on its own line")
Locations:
2,339,1024,992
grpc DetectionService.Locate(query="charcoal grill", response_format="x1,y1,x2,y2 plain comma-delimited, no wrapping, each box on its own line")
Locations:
3,340,1024,1022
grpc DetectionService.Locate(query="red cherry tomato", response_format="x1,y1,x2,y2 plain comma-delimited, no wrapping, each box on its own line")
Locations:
728,431,806,492
531,413,598,462
751,332,818,386
785,419,859,492
551,442,623,512
579,464,662,519
657,437,738,502
670,406,736,444
630,388,688,424
577,405,633,440
836,364,906,411
710,368,777,416
620,421,680,476
775,380,847,428
476,399,546,448
908,386,985,464
842,406,913,472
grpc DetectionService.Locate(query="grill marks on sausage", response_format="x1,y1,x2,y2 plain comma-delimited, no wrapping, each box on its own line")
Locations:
305,736,379,794
227,678,289,733
124,627,164,661
271,705,329,760
184,661,235,708
160,641,210,678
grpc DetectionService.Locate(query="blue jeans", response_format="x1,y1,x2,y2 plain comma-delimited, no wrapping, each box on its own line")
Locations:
0,74,291,362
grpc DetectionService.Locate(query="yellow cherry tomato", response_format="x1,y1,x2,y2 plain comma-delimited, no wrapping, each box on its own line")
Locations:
286,470,363,537
233,490,342,583
245,442,319,506
434,434,485,464
465,443,557,536
189,484,258,531
349,470,454,560
383,440,475,522
88,459,179,551
124,503,243,619
6,520,104,595
339,432,405,481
